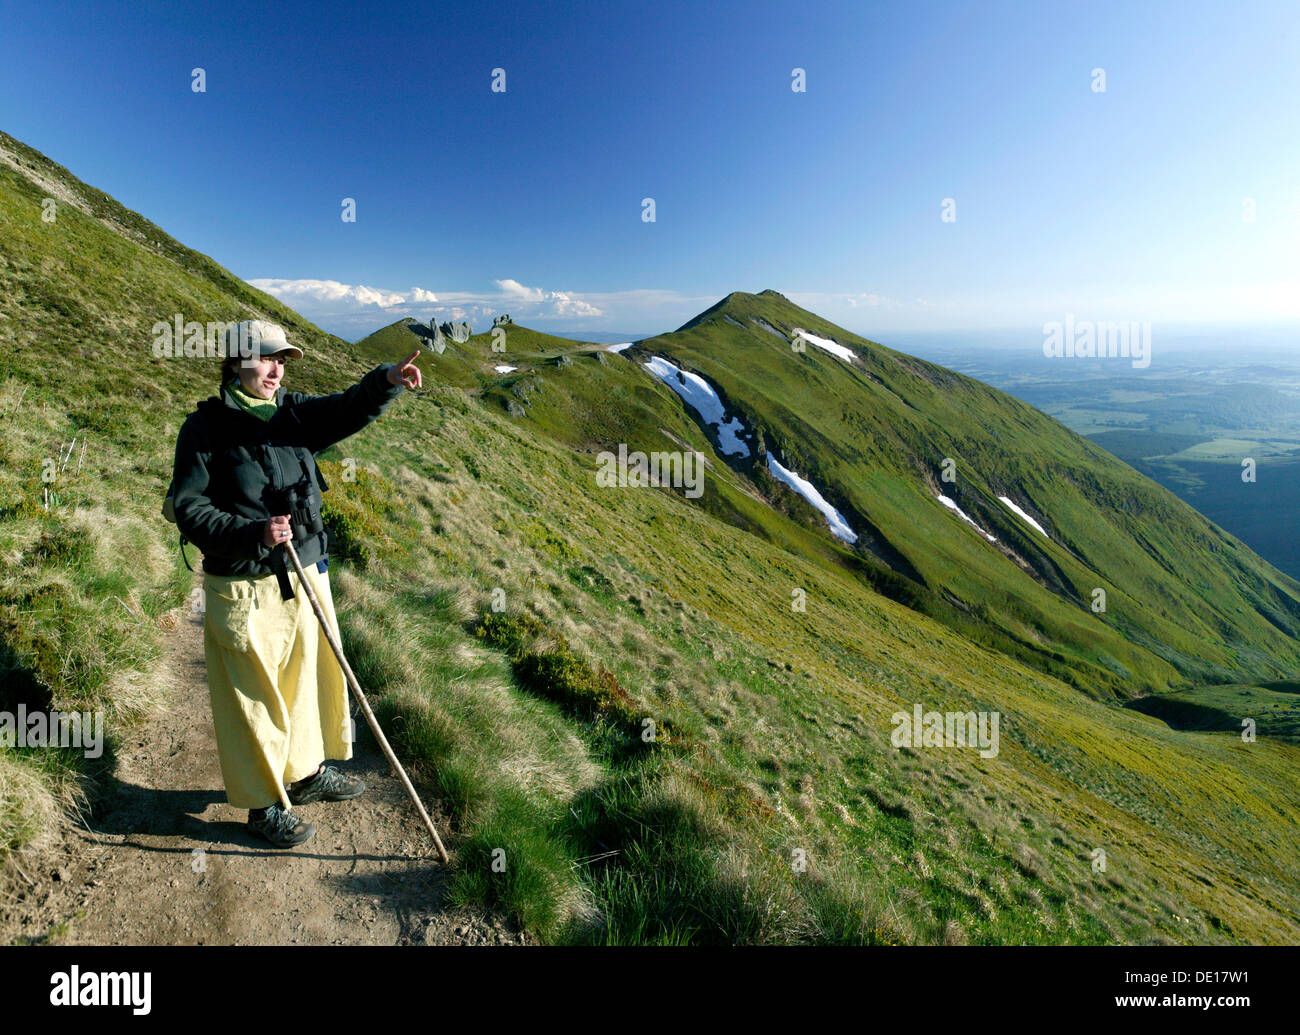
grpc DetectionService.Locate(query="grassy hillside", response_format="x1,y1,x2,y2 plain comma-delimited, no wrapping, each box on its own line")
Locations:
326,329,1300,944
5,130,1300,944
630,290,1300,696
359,292,1300,699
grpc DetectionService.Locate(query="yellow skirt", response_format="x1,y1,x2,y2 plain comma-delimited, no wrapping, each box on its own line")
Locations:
201,563,352,810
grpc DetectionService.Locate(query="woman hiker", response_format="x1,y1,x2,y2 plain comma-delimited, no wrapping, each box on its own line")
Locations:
168,319,422,848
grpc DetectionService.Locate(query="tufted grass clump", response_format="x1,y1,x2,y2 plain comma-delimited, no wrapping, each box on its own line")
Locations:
473,610,641,732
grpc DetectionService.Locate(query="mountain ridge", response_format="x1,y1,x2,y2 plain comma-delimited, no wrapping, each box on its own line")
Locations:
363,287,1300,699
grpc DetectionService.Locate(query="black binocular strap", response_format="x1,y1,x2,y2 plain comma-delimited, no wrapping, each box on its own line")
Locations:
273,549,296,602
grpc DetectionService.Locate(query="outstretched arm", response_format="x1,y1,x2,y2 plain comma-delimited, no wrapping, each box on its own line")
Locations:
284,351,422,453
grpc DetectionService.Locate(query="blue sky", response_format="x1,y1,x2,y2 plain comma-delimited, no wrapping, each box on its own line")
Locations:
2,0,1297,343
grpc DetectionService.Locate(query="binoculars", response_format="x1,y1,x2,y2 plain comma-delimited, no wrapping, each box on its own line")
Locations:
269,478,325,545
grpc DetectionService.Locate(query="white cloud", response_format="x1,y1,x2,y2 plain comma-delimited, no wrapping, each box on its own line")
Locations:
792,290,903,311
246,277,716,341
551,291,601,317
493,279,603,317
247,278,438,312
494,278,547,303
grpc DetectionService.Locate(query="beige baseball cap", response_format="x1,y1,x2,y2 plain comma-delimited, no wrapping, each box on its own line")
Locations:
222,319,304,361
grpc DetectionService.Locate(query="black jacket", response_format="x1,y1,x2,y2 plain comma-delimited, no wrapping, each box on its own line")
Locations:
170,363,405,580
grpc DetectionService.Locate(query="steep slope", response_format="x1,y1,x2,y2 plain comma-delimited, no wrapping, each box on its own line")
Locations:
0,131,356,397
358,293,1300,701
351,320,872,574
633,290,1300,697
356,309,1300,944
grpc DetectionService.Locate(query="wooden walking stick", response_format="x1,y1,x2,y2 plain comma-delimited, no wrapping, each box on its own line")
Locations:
282,540,451,865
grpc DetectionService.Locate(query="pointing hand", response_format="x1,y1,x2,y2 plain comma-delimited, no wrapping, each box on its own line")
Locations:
388,350,423,390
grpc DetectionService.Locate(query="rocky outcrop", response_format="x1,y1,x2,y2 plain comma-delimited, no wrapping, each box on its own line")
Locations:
440,320,472,343
750,316,786,340
429,322,447,353
511,375,544,401
505,374,544,417
410,319,446,354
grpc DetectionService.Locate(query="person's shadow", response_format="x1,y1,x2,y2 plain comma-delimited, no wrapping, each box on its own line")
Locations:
76,759,417,863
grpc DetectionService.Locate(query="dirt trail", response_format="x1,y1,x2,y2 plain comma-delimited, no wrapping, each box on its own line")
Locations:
0,604,526,946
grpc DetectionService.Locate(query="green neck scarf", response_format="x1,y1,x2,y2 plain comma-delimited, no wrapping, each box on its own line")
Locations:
224,377,279,422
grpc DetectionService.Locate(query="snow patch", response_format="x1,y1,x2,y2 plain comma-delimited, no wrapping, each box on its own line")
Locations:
998,496,1049,538
643,356,751,457
792,328,855,363
493,364,517,373
768,456,858,544
605,342,634,354
936,495,997,542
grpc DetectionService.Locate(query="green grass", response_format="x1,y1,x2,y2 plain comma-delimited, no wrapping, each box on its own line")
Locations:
304,378,1300,943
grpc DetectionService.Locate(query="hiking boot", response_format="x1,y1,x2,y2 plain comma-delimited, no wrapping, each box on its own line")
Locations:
287,764,365,806
247,802,316,848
